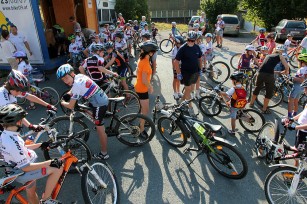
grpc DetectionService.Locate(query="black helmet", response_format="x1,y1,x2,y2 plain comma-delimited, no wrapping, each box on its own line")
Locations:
140,41,159,53
230,72,244,82
141,32,151,39
174,35,185,44
301,79,307,88
91,44,104,52
7,70,30,92
104,41,114,49
0,104,27,126
115,32,124,39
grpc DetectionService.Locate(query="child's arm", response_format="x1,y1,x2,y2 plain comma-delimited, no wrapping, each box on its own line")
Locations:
98,66,118,77
26,143,42,150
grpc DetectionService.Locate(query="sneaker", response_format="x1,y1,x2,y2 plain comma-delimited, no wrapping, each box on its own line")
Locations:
178,92,183,98
173,93,179,100
227,129,236,136
40,198,62,204
93,152,109,160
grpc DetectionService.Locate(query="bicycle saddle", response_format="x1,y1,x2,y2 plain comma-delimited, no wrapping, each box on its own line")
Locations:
202,122,222,132
108,96,125,102
32,78,44,83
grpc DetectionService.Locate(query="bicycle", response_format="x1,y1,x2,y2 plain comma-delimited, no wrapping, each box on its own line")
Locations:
198,82,265,132
287,44,301,69
299,92,307,108
230,46,262,70
0,134,119,204
200,55,231,84
157,99,248,179
264,141,307,203
159,33,176,53
58,96,155,147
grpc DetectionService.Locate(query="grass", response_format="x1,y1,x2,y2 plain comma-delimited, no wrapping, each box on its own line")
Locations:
155,22,188,32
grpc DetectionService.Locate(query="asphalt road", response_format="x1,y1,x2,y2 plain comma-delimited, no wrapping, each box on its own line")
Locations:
1,32,299,204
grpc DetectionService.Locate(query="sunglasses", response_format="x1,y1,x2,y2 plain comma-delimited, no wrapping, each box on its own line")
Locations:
187,39,195,42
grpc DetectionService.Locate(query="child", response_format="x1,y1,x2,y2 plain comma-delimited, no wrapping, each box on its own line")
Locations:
284,33,297,57
251,28,267,46
139,16,147,30
171,22,178,36
133,20,139,32
151,22,158,40
193,23,200,32
0,104,63,204
288,54,307,118
258,46,269,64
219,72,247,135
171,35,184,100
140,23,150,36
68,34,83,69
238,45,260,70
204,33,213,68
114,32,128,62
109,25,116,41
75,28,85,48
124,23,134,58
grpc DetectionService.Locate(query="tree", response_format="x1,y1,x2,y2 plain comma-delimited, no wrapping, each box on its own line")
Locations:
200,0,239,25
115,0,149,21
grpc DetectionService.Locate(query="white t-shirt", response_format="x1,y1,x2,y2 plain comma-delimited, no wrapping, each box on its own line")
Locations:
9,33,27,53
300,37,307,49
215,20,225,31
199,43,206,55
69,42,82,54
115,39,127,50
295,66,307,78
0,130,37,169
206,41,213,52
284,39,291,49
0,87,17,106
71,74,102,100
75,35,83,48
140,29,150,36
17,61,33,77
0,39,16,59
226,84,243,97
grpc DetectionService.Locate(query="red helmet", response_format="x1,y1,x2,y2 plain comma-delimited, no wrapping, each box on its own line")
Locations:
7,70,30,92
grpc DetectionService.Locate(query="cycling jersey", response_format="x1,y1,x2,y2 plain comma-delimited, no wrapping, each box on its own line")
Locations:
115,39,127,50
124,29,133,39
17,61,33,77
106,51,126,69
255,34,266,46
298,105,307,132
69,42,82,54
239,54,254,69
140,29,150,36
71,74,108,107
0,130,37,169
81,54,105,83
0,86,17,106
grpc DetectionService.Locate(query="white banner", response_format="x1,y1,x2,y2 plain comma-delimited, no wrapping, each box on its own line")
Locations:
0,0,44,65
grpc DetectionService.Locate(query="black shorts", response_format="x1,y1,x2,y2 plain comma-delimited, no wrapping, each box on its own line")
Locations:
136,92,149,100
295,130,307,148
89,105,107,126
181,72,199,86
117,67,128,78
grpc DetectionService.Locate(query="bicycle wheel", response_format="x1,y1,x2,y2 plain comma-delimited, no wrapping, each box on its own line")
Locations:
255,122,275,158
290,54,299,69
60,90,86,119
40,87,60,106
159,39,174,53
181,32,187,39
207,141,248,179
299,93,307,109
265,166,307,204
256,87,283,108
238,108,265,132
282,83,292,103
115,113,155,147
198,96,222,116
230,53,241,70
82,160,119,204
209,61,230,84
112,90,141,118
126,75,137,91
48,116,90,142
157,116,187,147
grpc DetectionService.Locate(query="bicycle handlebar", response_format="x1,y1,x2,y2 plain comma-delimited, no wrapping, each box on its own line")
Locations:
49,129,91,149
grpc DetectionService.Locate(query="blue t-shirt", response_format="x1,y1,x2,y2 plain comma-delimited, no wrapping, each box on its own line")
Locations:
171,27,178,36
175,43,202,74
134,25,139,31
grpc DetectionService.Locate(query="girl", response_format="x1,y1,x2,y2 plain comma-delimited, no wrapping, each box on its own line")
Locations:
251,28,267,46
237,45,260,70
266,33,276,54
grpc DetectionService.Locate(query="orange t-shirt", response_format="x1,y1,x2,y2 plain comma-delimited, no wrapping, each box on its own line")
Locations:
134,58,152,93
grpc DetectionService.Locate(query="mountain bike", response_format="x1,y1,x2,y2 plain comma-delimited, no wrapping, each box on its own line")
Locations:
157,99,248,179
299,92,307,108
287,45,301,69
0,135,119,204
230,46,262,70
264,141,307,204
57,96,155,147
198,82,265,132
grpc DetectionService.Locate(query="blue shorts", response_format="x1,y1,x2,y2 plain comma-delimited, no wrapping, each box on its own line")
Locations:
289,83,303,99
230,107,238,119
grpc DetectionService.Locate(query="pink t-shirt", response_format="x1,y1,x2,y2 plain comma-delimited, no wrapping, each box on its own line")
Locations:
266,41,276,54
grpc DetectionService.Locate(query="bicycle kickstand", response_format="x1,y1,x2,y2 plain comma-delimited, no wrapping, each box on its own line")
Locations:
186,149,202,167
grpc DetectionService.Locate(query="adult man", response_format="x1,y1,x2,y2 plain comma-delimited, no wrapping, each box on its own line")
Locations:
174,31,202,115
9,25,32,56
215,15,225,48
69,16,81,32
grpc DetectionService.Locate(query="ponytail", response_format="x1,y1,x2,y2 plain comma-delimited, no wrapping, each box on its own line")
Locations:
139,51,149,60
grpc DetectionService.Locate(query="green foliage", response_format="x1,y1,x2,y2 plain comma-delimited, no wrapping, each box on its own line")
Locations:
115,0,149,21
241,0,307,30
200,0,239,24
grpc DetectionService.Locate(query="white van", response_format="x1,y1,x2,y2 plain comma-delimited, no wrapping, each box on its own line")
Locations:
220,14,240,36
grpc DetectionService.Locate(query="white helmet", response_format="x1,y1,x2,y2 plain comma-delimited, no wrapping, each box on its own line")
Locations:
171,22,176,25
276,45,285,51
245,45,255,51
193,23,200,29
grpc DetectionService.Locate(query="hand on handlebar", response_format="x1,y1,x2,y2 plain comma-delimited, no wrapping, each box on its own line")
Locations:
28,124,44,132
47,105,57,112
288,123,296,131
50,158,63,169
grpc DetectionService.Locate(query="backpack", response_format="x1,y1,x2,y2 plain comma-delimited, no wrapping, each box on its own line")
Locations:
231,87,247,108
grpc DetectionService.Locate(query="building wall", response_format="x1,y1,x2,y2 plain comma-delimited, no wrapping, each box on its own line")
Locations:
147,0,200,11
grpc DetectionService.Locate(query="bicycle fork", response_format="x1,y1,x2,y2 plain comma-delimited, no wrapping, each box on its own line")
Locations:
78,163,108,189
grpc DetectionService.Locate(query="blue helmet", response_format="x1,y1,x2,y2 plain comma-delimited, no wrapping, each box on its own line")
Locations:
259,28,266,33
104,41,114,49
13,51,27,58
56,64,73,79
205,33,213,38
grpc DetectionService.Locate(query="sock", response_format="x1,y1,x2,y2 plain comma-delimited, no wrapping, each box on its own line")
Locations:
288,112,293,118
293,112,297,117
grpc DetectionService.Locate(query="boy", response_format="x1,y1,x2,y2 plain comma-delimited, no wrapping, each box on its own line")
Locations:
218,72,247,135
75,28,85,48
204,33,214,68
114,32,128,62
133,20,139,32
124,23,134,58
0,104,63,204
251,28,266,46
140,23,150,37
171,35,184,100
68,34,83,69
171,22,178,36
151,22,158,41
284,33,297,57
58,64,112,160
139,16,147,30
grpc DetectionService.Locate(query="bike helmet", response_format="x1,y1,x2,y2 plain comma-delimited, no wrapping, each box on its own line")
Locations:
197,32,202,39
187,31,197,40
12,51,27,58
115,32,124,39
7,70,30,92
0,104,27,126
287,33,293,37
259,28,266,33
68,34,75,41
75,28,81,33
193,23,200,29
141,32,151,39
134,20,138,24
144,23,148,26
205,33,213,38
126,23,131,27
56,64,74,79
171,22,176,25
245,45,255,51
230,72,244,82
174,35,185,44
217,15,222,19
276,45,285,51
109,25,115,31
151,22,155,25
298,53,307,63
91,44,104,52
140,41,159,53
301,79,307,88
128,20,133,24
261,46,269,51
118,13,122,16
104,41,114,49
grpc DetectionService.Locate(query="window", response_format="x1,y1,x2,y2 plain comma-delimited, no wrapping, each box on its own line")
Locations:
286,21,306,29
222,17,239,24
103,2,108,7
277,20,286,27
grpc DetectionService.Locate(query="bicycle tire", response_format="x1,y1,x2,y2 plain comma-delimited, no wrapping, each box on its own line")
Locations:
255,122,275,158
181,32,187,39
157,116,187,147
159,39,174,53
282,83,292,103
48,116,90,142
40,87,60,106
112,90,141,118
256,87,284,108
207,141,248,179
126,75,137,91
43,136,92,173
299,93,307,108
81,159,119,204
209,61,230,84
238,108,265,133
198,96,222,116
59,90,86,119
230,53,241,70
265,166,307,204
289,54,299,69
115,113,155,147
